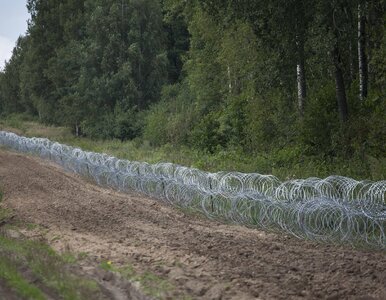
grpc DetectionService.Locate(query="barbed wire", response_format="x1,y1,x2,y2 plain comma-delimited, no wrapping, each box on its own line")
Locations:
0,131,385,249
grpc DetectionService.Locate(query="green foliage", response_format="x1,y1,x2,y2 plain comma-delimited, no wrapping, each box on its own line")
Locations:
143,82,195,146
81,106,142,140
0,0,385,180
81,113,116,140
243,92,280,153
0,196,102,299
143,102,170,146
300,84,339,155
7,118,385,181
1,0,168,140
190,111,225,152
370,32,386,94
0,233,102,300
0,257,45,300
113,105,142,141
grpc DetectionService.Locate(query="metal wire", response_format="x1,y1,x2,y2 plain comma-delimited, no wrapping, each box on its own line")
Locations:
1,131,385,249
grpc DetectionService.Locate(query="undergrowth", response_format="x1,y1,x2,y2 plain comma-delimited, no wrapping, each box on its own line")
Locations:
1,114,385,181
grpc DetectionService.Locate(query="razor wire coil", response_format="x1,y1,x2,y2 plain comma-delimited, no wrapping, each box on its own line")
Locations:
0,131,385,249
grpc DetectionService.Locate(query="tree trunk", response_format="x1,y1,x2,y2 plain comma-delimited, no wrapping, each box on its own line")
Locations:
349,40,356,83
75,122,81,137
295,3,307,117
227,65,233,94
333,46,349,123
296,39,306,116
358,1,368,101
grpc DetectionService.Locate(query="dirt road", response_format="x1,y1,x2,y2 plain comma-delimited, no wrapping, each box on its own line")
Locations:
0,150,385,299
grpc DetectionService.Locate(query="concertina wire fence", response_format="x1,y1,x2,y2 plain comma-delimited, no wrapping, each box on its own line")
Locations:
0,131,385,249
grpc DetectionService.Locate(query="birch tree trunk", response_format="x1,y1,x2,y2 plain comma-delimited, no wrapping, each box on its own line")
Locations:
75,122,80,137
227,65,233,94
297,39,306,116
358,1,368,101
333,46,349,122
295,2,307,117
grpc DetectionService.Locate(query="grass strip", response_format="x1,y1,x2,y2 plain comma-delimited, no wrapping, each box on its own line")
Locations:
0,257,46,300
0,195,102,300
100,260,175,299
1,115,384,180
0,234,101,300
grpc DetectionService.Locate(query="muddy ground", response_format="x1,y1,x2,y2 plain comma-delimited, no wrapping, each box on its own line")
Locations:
0,150,385,300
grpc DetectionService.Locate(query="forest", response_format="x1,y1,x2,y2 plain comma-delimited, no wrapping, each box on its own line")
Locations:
0,0,385,179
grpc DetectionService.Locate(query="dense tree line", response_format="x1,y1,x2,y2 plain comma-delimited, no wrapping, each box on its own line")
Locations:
0,0,385,167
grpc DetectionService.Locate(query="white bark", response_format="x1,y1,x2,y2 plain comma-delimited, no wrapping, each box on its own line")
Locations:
358,2,368,101
296,35,306,116
227,65,232,94
297,63,306,115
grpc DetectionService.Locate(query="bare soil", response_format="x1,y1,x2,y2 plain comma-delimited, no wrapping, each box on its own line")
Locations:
0,150,385,300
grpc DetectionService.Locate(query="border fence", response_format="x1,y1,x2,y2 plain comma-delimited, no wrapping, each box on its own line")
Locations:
0,131,385,249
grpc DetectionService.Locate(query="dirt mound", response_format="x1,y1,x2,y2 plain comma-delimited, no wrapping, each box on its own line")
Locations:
0,150,385,299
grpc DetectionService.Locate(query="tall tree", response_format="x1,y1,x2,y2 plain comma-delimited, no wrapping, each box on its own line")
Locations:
358,0,368,101
25,0,65,123
332,44,349,122
317,0,353,123
161,0,190,83
295,1,308,116
0,37,25,114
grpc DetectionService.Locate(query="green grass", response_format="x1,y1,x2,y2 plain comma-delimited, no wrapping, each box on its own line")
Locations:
0,233,103,300
0,207,10,225
0,191,104,300
1,114,384,181
100,260,175,299
0,189,10,225
0,257,45,300
0,195,175,300
0,189,177,299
